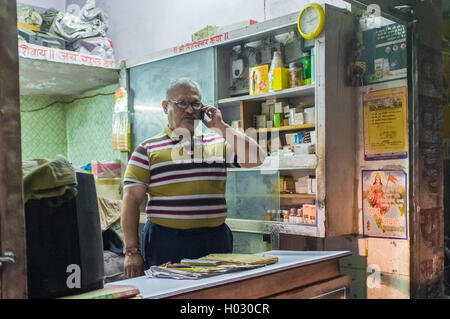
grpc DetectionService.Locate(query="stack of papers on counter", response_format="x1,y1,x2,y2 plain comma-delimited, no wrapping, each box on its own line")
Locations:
145,253,278,280
145,264,264,280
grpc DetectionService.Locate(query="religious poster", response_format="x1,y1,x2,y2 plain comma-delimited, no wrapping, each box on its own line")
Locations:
362,170,407,239
363,86,408,160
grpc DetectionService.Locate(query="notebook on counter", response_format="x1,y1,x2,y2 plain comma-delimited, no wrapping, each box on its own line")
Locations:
199,253,279,265
61,284,140,299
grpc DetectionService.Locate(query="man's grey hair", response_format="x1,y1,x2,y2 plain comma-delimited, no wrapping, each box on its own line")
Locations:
166,78,201,100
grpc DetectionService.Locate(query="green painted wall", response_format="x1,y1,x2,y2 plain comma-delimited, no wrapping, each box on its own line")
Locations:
20,83,121,168
20,95,67,160
65,84,121,168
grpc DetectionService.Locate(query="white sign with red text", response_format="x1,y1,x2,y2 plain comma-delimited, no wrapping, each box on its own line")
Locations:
18,43,119,69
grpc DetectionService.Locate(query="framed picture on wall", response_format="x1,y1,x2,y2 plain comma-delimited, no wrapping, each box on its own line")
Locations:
363,86,408,160
362,170,407,239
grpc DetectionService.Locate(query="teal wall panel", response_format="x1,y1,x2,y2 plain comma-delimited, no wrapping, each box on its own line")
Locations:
129,48,216,150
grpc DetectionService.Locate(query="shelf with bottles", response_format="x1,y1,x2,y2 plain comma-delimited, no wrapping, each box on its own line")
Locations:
255,123,314,133
216,22,315,101
227,155,317,172
262,204,317,226
217,85,315,108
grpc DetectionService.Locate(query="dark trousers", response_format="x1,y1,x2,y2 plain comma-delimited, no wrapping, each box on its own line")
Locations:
140,221,233,267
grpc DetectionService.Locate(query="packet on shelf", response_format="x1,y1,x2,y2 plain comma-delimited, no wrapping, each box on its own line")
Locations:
249,65,269,95
302,204,316,224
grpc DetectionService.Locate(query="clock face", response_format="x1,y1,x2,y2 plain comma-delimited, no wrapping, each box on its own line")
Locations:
300,6,320,35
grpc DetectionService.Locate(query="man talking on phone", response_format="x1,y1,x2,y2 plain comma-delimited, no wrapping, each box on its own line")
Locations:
121,78,266,278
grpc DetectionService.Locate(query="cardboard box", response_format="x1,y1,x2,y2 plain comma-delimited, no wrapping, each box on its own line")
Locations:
273,67,290,91
249,65,269,95
192,25,219,42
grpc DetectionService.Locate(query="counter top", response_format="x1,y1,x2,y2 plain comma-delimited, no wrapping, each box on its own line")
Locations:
112,250,351,299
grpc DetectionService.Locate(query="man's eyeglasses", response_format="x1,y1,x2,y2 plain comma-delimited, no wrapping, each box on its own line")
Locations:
169,99,203,110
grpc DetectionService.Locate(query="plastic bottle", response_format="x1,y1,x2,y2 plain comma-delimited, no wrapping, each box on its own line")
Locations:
300,52,311,85
268,51,284,92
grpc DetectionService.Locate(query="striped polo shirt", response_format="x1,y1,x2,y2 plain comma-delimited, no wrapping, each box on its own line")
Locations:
123,125,239,229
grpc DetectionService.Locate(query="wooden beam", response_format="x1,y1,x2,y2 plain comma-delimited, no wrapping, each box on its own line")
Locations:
0,0,28,298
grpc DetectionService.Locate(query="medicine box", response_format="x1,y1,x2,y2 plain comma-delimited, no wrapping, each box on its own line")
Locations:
302,204,316,224
249,65,269,95
294,143,315,155
303,107,315,124
295,176,309,194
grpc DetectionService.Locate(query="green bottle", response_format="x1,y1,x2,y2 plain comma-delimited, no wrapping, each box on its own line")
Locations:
300,52,311,85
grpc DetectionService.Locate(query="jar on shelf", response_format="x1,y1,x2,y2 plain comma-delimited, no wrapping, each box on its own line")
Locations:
289,61,303,88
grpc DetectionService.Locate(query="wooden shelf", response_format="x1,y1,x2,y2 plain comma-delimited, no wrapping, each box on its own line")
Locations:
256,123,315,133
218,85,315,108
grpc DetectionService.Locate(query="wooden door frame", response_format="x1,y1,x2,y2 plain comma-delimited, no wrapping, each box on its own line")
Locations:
0,0,27,298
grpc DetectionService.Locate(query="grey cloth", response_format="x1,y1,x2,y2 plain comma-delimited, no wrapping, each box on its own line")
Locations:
49,0,109,41
68,36,114,59
40,8,60,32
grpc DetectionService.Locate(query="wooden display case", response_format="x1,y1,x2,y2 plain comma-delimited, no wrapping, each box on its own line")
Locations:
126,4,357,245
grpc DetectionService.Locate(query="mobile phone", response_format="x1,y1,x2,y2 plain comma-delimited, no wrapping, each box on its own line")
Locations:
200,110,205,120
